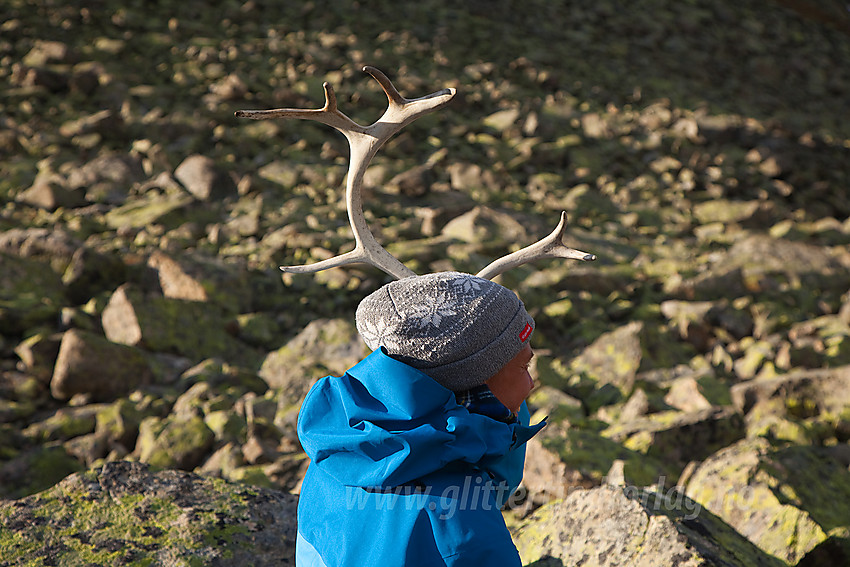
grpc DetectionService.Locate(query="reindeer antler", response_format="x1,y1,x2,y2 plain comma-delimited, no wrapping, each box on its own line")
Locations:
236,66,454,279
476,211,596,279
236,67,595,281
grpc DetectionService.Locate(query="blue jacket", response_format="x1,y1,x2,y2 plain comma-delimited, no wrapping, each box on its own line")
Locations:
295,347,545,567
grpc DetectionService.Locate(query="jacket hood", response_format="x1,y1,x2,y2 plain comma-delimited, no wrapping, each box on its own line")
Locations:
297,347,545,488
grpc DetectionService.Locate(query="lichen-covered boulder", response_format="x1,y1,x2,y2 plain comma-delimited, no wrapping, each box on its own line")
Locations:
0,252,68,335
101,284,256,366
685,437,850,564
147,250,252,314
538,321,643,412
0,444,83,499
0,461,298,565
259,318,367,405
50,328,155,401
730,365,850,417
103,184,196,229
512,484,783,567
22,404,105,443
602,406,746,471
135,414,216,470
528,421,675,496
731,366,850,443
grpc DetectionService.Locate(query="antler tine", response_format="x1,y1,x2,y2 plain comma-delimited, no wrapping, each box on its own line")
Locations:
234,81,364,133
236,67,456,280
363,66,406,106
475,211,596,280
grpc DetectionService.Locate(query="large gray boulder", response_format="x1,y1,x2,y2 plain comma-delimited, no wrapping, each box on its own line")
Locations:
259,318,367,406
0,461,298,565
50,328,155,401
512,484,784,567
685,437,850,565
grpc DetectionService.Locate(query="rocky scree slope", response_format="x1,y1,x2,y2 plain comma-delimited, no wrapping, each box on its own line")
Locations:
2,0,850,565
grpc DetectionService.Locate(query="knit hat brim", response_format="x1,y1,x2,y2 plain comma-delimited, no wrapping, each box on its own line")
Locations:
356,272,535,390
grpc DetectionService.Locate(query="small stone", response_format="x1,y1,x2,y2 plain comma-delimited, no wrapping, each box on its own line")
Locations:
16,175,85,210
22,40,75,66
664,376,713,413
50,329,154,401
136,414,215,470
174,154,236,201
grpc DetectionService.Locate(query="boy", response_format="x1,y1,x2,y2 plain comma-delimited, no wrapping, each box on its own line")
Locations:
295,271,545,566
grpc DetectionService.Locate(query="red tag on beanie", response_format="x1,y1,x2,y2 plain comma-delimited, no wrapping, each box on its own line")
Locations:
519,323,532,342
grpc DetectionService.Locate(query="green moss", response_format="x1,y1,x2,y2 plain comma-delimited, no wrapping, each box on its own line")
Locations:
696,373,733,406
686,438,850,564
236,312,282,349
137,415,215,470
227,465,275,489
23,408,100,443
0,468,258,565
104,191,195,229
542,428,673,487
204,410,248,443
3,445,83,499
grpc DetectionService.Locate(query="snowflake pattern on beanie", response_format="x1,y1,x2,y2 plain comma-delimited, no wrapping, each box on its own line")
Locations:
357,315,403,351
355,271,535,390
406,293,458,329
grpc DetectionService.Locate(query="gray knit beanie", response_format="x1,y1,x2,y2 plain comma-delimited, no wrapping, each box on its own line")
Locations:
355,271,535,391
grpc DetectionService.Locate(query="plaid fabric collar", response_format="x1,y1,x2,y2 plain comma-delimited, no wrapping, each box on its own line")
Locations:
455,385,515,424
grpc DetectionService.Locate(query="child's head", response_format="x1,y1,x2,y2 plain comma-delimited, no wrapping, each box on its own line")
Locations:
355,272,534,393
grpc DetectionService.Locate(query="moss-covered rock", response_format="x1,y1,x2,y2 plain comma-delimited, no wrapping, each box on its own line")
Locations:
538,321,644,412
602,407,746,471
526,385,585,426
22,404,105,443
0,444,83,499
101,284,258,367
204,410,249,444
0,252,68,335
136,414,215,471
147,250,252,314
259,318,367,405
731,365,850,420
179,357,269,396
50,328,155,401
685,437,850,564
533,422,675,492
103,188,195,229
95,397,158,451
512,484,784,567
0,460,297,565
236,311,286,350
